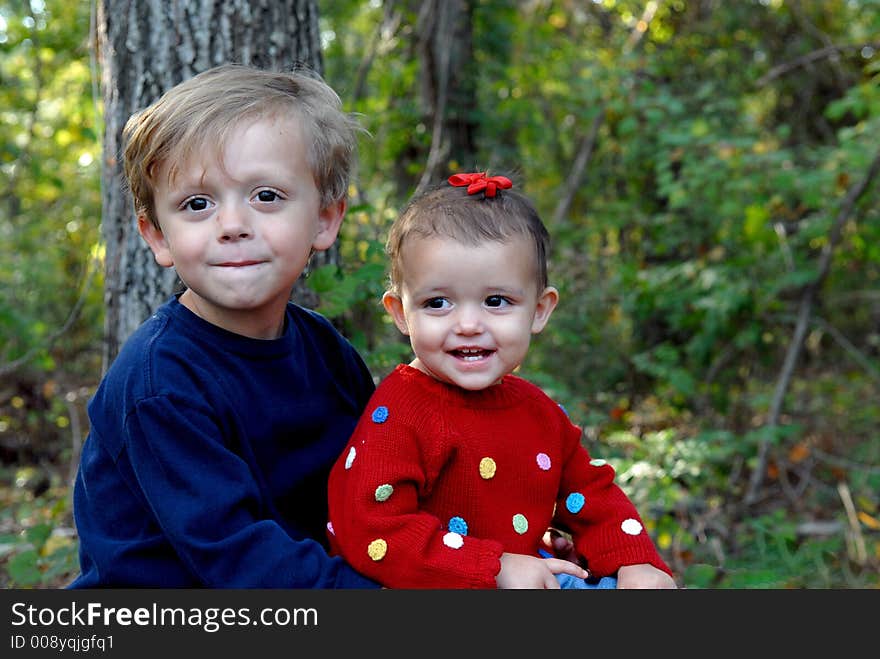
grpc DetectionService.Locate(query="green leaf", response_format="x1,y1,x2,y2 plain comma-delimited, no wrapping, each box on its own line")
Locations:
25,523,52,550
8,549,42,586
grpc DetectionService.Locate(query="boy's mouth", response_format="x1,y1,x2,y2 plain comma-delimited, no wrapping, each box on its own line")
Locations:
214,259,267,267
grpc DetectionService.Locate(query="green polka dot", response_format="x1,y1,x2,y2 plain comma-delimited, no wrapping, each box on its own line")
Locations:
512,513,529,534
374,484,393,502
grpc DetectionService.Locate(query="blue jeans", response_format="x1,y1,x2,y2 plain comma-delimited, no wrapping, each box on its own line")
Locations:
538,548,618,589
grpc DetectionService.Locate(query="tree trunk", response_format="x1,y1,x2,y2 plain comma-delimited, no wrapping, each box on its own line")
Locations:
97,0,326,371
410,0,477,197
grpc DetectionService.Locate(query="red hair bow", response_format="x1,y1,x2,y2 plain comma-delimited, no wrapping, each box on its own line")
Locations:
448,172,512,198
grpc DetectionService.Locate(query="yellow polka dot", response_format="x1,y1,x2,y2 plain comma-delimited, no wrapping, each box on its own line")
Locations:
367,539,387,561
479,457,497,479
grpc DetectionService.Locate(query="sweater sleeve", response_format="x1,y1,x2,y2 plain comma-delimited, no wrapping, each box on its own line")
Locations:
553,417,673,578
125,393,378,588
327,394,504,589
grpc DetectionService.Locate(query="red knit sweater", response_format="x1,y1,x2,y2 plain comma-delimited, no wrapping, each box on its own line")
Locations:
327,364,671,588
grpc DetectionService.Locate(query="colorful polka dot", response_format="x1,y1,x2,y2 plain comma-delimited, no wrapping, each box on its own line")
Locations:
443,532,464,549
374,484,393,502
326,521,335,536
371,406,389,423
512,513,529,534
558,403,569,417
590,458,607,467
448,516,468,535
479,457,497,479
621,518,643,535
566,492,585,514
344,446,356,469
536,452,551,470
367,539,387,561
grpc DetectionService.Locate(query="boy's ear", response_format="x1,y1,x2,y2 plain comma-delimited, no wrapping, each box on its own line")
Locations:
137,215,174,268
311,199,346,252
531,286,559,334
382,292,410,336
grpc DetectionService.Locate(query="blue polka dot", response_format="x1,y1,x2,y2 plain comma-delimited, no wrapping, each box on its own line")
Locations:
371,406,389,423
448,516,468,535
566,492,585,514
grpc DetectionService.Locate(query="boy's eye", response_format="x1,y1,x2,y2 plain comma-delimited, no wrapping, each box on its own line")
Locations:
183,197,210,212
425,297,449,310
485,295,509,308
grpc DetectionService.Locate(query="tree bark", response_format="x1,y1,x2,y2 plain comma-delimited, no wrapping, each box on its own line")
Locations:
411,0,477,197
98,0,325,370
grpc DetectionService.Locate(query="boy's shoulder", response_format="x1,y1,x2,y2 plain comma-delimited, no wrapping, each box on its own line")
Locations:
288,302,365,366
289,302,341,338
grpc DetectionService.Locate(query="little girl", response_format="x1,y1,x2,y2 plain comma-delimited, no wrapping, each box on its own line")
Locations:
327,172,676,589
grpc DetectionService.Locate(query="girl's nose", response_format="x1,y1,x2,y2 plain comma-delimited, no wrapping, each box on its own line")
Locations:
454,307,484,335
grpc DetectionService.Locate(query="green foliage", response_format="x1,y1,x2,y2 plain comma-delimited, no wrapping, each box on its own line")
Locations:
0,467,78,588
0,0,103,379
3,0,880,588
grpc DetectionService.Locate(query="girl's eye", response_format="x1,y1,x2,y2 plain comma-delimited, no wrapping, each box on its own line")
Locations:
184,197,210,212
255,189,279,202
485,295,509,308
425,297,449,309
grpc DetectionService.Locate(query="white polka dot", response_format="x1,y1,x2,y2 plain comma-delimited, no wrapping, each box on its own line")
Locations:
621,518,643,535
443,532,464,549
327,521,335,535
344,446,356,469
590,458,607,467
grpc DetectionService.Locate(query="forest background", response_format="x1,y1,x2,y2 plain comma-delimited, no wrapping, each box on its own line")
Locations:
1,0,878,589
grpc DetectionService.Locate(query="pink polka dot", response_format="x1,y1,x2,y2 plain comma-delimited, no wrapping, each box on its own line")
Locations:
536,453,551,470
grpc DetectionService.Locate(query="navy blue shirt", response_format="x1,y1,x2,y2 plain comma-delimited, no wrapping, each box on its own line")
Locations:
70,295,380,588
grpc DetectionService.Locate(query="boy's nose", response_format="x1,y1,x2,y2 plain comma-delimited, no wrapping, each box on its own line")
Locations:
216,205,253,241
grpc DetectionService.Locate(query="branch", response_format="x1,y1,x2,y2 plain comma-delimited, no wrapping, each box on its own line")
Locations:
552,107,604,225
0,256,100,378
351,1,401,105
745,145,880,504
810,315,880,384
756,42,880,86
624,1,659,53
414,1,452,198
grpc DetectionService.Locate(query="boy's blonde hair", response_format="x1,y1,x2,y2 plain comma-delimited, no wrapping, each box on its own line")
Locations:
123,63,364,228
386,177,551,295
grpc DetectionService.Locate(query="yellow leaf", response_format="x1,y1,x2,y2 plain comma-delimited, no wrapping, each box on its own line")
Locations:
857,511,880,530
657,531,672,550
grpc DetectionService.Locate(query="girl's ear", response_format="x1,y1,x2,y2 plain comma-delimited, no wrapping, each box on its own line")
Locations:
531,286,559,334
137,215,174,267
382,292,410,336
311,199,346,252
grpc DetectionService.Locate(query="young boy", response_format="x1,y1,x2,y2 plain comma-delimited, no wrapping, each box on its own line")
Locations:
69,64,381,588
327,172,677,589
